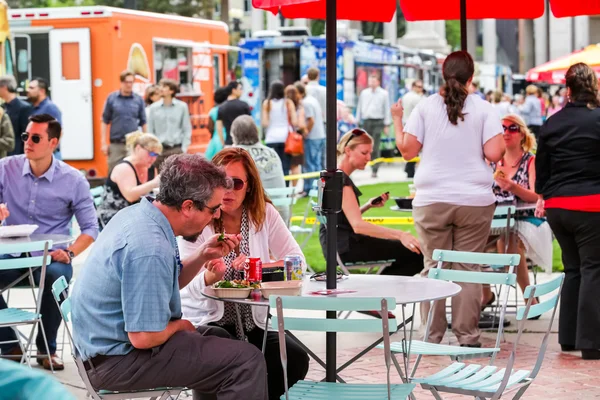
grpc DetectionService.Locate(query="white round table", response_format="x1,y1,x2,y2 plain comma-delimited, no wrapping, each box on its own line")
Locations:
202,274,461,306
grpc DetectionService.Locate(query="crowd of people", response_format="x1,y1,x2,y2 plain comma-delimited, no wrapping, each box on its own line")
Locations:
0,44,598,400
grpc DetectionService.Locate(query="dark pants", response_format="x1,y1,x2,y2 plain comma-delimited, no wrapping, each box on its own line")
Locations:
546,208,600,350
86,325,268,400
217,324,309,400
0,258,72,355
528,125,541,140
267,143,291,180
405,162,416,178
361,119,385,174
320,232,424,277
154,145,183,172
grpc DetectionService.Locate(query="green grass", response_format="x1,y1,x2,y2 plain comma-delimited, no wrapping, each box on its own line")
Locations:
290,182,564,273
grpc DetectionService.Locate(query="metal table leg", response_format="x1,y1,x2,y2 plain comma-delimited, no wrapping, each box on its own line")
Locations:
262,306,270,354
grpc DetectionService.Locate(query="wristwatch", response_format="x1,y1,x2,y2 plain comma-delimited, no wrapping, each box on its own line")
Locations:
66,249,75,263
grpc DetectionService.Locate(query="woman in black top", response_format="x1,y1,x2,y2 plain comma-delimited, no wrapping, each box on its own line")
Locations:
319,128,423,277
97,131,162,226
535,62,600,360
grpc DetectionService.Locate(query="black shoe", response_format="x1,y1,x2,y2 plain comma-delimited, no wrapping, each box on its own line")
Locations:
481,293,496,311
561,344,577,352
460,343,482,348
581,349,600,360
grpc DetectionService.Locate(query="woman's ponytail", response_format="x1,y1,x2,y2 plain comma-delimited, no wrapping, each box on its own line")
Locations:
440,51,475,126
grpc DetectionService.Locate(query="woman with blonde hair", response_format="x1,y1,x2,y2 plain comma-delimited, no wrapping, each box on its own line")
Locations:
318,128,423,279
97,131,162,226
483,114,553,312
178,147,309,399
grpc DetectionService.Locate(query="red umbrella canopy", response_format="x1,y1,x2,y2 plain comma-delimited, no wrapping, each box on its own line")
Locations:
253,0,397,22
400,0,545,20
550,0,600,17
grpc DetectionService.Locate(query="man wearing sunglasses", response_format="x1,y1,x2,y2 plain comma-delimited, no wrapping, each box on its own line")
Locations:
0,114,99,370
70,154,267,400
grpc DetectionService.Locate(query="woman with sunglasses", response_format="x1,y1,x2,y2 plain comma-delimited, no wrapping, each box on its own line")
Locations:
319,128,424,280
96,131,162,226
393,51,505,348
178,147,309,400
483,114,552,312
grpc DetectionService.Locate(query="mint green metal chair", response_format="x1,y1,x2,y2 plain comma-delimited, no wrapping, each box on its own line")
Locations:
90,186,105,208
0,358,75,399
271,295,416,400
51,276,184,400
266,187,297,228
385,250,519,383
0,241,53,370
414,273,564,400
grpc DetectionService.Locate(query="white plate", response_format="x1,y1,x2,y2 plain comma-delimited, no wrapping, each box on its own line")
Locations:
0,224,39,238
212,287,252,299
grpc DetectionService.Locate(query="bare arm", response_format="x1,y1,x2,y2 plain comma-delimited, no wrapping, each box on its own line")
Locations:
287,99,298,127
261,101,270,128
101,122,110,153
128,319,195,349
483,134,506,163
306,117,315,136
216,120,225,146
510,156,538,203
393,115,422,160
112,164,160,203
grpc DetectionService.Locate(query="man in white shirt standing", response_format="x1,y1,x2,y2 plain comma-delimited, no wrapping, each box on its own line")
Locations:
356,74,391,178
147,78,192,170
401,80,424,178
305,68,326,126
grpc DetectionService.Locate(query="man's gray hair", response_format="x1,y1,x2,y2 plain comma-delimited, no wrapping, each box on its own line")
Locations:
156,154,231,210
0,75,17,93
230,115,259,146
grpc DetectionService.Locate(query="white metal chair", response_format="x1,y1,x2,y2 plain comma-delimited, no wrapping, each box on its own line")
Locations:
51,276,183,400
271,295,416,399
0,241,54,371
385,249,518,385
413,274,565,400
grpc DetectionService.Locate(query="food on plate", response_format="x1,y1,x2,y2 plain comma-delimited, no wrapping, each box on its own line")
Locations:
493,170,506,179
213,279,260,289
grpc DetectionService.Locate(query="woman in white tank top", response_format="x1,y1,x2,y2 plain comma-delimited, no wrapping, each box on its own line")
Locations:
261,80,297,176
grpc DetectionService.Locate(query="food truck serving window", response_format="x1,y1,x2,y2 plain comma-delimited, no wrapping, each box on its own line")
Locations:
154,44,192,90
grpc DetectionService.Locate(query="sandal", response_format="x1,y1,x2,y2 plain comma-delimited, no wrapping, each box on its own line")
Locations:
481,292,496,311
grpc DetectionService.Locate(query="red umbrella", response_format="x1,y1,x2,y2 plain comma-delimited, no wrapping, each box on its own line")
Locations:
257,0,397,22
398,0,600,50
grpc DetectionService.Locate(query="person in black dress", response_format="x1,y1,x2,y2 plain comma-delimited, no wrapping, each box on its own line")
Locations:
319,128,424,277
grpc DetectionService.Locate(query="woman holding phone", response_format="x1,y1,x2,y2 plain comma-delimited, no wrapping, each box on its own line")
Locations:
318,128,423,277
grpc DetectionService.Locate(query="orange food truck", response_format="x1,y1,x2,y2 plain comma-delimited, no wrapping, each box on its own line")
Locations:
8,6,230,181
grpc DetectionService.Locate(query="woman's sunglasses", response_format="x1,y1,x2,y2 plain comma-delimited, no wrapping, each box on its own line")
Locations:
502,124,520,133
21,133,44,144
232,178,246,191
143,147,160,157
343,128,367,149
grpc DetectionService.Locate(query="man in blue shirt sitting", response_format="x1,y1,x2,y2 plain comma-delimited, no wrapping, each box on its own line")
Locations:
0,114,98,370
70,154,267,400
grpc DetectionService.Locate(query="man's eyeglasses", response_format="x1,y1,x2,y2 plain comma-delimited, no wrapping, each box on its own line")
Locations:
232,178,246,191
502,124,520,133
21,133,44,144
190,199,221,215
205,204,221,215
343,128,367,150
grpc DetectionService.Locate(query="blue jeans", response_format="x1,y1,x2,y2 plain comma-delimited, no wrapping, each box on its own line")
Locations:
0,256,72,355
303,138,325,193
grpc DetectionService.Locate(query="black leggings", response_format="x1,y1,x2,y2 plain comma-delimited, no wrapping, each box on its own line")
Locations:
322,233,425,276
546,208,600,350
218,324,309,400
266,142,291,178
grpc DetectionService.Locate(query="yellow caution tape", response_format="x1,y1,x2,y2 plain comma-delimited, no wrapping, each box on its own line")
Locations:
290,216,414,225
283,157,420,181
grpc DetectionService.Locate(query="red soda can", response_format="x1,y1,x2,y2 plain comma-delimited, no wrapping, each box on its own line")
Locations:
245,257,263,282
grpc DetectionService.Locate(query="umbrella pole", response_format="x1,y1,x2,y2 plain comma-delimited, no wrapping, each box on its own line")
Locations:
325,0,338,384
460,0,467,51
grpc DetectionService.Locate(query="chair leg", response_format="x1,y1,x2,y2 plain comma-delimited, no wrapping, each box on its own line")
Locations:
510,384,531,400
38,320,55,373
430,387,444,400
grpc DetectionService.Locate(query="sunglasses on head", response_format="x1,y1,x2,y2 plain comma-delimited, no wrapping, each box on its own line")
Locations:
21,133,44,144
344,128,367,150
231,178,246,191
502,124,520,133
